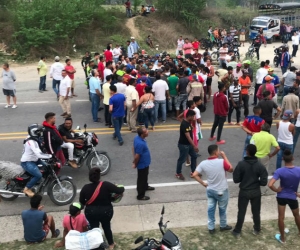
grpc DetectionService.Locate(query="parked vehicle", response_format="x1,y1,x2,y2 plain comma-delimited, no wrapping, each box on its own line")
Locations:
133,206,182,250
61,124,111,175
0,158,76,206
211,48,219,61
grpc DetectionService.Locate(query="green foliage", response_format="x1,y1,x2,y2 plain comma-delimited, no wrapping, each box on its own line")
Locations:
133,0,142,13
9,0,105,56
217,7,257,27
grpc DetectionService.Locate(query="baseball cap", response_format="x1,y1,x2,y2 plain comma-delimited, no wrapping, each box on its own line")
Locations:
54,56,60,61
243,60,251,65
264,75,274,81
141,76,147,82
69,202,83,216
282,110,293,120
237,63,242,67
131,36,135,39
268,67,274,72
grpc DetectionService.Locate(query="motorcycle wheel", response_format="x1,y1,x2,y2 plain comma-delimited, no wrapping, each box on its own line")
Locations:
48,179,76,206
86,151,111,175
211,52,218,61
0,179,18,201
273,57,278,67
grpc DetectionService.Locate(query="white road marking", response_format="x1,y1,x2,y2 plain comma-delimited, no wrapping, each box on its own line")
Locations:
75,100,89,102
24,101,49,104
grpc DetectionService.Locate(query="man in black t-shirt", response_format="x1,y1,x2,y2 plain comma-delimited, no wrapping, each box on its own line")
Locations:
257,91,281,127
58,118,84,168
175,70,189,118
176,109,199,180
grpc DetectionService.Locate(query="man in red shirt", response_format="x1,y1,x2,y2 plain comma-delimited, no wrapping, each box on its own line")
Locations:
209,83,229,145
125,0,131,17
123,68,133,86
192,38,200,50
104,46,113,63
65,59,77,97
97,56,105,81
256,75,276,101
192,49,202,66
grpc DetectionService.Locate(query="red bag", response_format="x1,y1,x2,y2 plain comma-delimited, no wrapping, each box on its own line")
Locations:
86,182,103,205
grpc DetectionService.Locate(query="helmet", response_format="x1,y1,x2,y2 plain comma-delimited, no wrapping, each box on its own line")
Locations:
28,124,44,138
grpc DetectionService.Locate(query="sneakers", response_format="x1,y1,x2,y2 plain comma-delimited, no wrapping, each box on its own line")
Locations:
252,229,260,236
4,104,11,108
220,225,232,231
216,140,226,145
60,112,67,116
63,114,71,118
12,105,17,109
68,160,78,169
209,136,216,141
209,229,216,234
231,230,241,238
185,162,191,167
175,173,185,180
23,187,35,197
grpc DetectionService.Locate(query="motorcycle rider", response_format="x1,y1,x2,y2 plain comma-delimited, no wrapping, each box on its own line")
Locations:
252,35,262,61
58,118,84,168
21,124,52,197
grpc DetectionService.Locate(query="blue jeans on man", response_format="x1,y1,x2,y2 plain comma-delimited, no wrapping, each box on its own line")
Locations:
90,93,100,122
276,141,293,169
293,126,300,153
39,76,46,91
283,85,291,97
154,100,166,122
21,160,44,188
206,188,229,230
112,116,123,143
52,79,60,96
243,135,252,158
176,144,197,174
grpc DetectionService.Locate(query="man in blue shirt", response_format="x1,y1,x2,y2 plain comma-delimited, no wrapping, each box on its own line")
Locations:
109,85,126,145
133,127,154,200
21,194,60,243
89,69,103,123
130,37,140,53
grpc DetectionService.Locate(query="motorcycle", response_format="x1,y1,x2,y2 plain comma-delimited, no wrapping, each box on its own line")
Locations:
210,48,219,61
133,206,182,250
273,47,280,67
62,124,111,175
245,45,255,60
233,47,240,61
0,158,76,206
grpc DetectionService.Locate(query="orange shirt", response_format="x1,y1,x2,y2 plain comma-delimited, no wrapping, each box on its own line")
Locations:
239,76,251,95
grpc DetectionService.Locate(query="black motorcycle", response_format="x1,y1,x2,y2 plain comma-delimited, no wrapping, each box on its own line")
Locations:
273,46,281,67
133,206,182,250
61,124,111,175
0,158,76,206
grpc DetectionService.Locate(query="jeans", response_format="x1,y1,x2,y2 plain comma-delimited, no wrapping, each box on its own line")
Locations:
21,160,43,188
276,142,293,169
281,67,288,75
113,58,119,64
168,95,178,112
126,8,132,17
52,79,60,96
253,83,261,105
39,76,46,91
219,59,226,68
175,94,188,110
210,115,226,141
137,167,149,199
206,189,229,230
293,126,300,153
176,143,197,174
283,86,291,97
85,206,114,245
112,116,123,143
154,100,167,122
90,93,100,122
242,94,249,117
233,189,261,233
228,101,241,123
143,107,155,128
255,47,260,60
243,135,252,157
292,45,298,57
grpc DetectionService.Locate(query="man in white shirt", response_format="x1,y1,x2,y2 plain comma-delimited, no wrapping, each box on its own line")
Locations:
292,32,299,57
252,61,268,105
59,70,72,118
114,81,127,95
152,74,170,123
125,78,139,132
193,145,233,234
103,61,113,83
50,56,64,100
176,36,185,56
112,44,122,65
219,43,228,68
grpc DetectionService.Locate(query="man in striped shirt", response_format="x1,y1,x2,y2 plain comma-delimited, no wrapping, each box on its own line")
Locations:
228,77,242,125
241,106,265,157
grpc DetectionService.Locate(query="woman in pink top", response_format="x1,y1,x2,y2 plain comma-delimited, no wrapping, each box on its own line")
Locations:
256,75,276,101
54,202,89,248
183,38,193,59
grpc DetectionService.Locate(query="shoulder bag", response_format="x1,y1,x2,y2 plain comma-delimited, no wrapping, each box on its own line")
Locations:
86,181,103,205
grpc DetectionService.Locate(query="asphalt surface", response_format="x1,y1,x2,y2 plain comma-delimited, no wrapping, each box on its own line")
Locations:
0,42,299,216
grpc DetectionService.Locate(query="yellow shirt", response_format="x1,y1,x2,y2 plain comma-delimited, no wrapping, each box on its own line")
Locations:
125,85,139,106
103,82,111,105
37,60,47,77
250,131,279,158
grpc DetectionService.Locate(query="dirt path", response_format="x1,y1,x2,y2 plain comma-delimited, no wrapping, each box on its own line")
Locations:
125,17,141,40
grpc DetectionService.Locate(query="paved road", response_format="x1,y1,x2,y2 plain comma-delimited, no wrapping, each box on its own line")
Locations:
0,42,299,216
